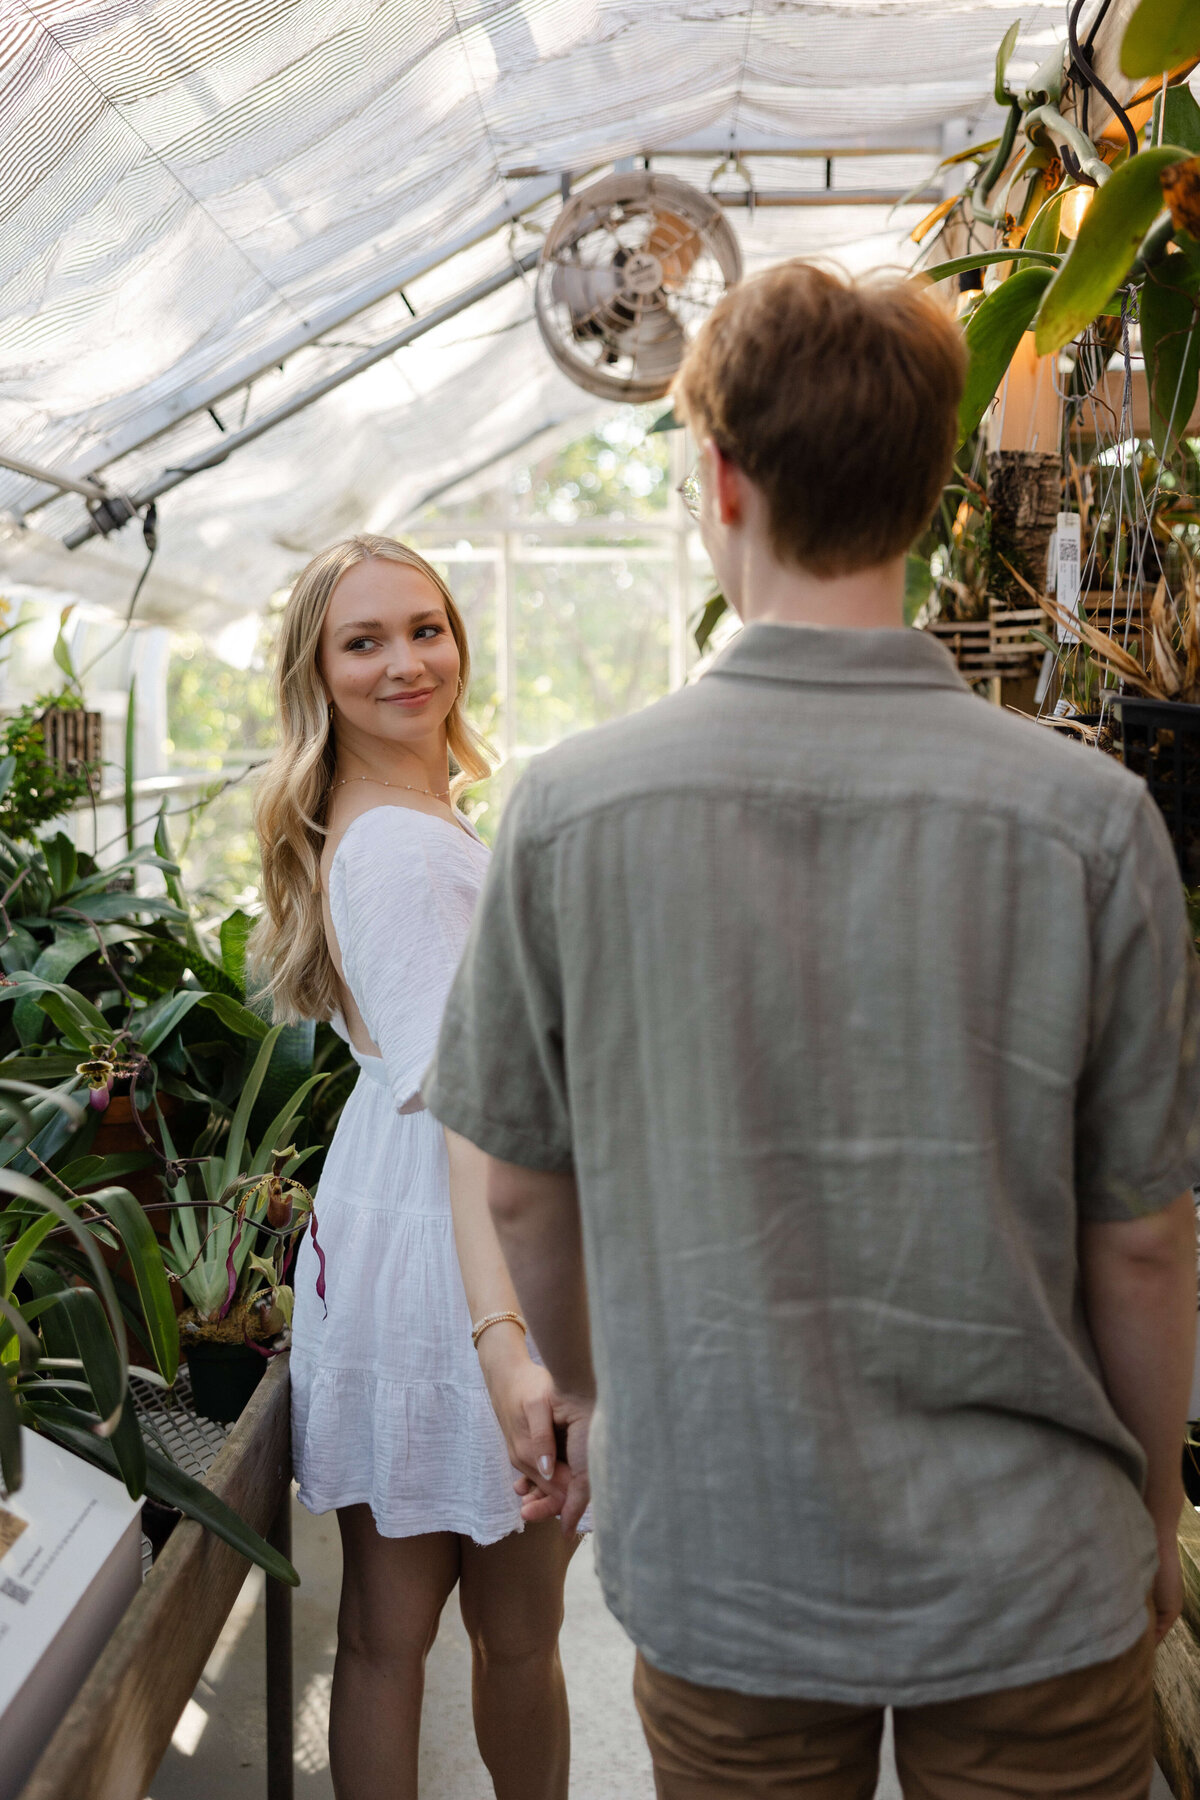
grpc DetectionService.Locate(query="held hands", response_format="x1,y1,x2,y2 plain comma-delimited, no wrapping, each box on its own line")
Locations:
475,1322,591,1534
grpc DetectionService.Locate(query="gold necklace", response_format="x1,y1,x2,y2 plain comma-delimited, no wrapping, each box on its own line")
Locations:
333,774,451,805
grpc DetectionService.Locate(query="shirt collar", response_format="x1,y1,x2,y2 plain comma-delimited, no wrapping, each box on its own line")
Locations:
706,622,970,693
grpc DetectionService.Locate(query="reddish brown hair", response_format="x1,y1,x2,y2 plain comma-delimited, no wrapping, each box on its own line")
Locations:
673,261,965,577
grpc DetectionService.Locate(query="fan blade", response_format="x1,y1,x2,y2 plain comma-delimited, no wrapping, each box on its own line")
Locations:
617,300,688,382
550,260,621,336
646,211,703,289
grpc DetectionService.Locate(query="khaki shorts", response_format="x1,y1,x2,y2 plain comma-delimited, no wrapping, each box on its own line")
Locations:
633,1621,1155,1799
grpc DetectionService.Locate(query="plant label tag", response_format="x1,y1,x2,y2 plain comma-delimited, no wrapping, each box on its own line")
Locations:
1056,513,1082,642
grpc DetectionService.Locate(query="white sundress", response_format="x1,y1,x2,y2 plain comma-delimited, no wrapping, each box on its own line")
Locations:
289,803,525,1544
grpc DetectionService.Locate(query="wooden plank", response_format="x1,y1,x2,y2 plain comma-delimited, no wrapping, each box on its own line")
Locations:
1178,1500,1200,1639
1157,1620,1200,1800
18,1355,291,1800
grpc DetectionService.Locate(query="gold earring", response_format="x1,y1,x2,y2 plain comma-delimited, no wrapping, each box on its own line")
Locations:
327,699,334,720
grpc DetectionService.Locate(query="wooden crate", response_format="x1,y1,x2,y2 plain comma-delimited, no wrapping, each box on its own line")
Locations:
924,618,993,675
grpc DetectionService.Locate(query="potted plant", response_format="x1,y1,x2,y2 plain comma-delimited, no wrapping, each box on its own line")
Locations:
158,1023,321,1422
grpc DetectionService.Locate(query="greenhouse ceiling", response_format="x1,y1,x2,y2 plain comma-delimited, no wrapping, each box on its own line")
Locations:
0,0,1071,629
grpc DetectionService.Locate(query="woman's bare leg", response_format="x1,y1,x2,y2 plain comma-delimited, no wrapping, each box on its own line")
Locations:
458,1520,580,1800
329,1507,460,1800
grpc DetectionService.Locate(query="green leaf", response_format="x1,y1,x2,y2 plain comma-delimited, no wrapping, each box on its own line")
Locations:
904,554,933,625
0,757,15,804
62,893,186,923
922,249,1061,284
89,1186,178,1383
224,1024,283,1185
1121,0,1200,79
41,831,77,897
1023,191,1064,256
35,1413,299,1585
0,1055,88,1082
134,989,202,1054
958,266,1055,445
693,594,728,655
0,1169,128,1379
51,618,77,686
1,1212,58,1298
0,1362,21,1493
3,973,110,1046
1141,256,1200,453
193,991,269,1041
248,1070,326,1177
994,18,1020,102
219,910,254,991
55,1286,144,1495
1033,147,1193,353
1152,82,1200,155
647,407,680,433
54,1151,153,1190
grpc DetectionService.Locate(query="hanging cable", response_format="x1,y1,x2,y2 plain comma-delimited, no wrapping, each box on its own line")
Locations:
1068,0,1138,159
125,503,158,625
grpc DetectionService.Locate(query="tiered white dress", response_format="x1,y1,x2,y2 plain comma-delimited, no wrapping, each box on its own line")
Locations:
289,804,525,1544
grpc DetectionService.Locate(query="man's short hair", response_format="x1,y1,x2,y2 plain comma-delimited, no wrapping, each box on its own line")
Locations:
673,261,966,577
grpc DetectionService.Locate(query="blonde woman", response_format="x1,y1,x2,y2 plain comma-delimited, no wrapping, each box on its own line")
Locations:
251,536,577,1800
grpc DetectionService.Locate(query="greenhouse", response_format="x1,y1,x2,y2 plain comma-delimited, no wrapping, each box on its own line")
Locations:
3,1,1200,1797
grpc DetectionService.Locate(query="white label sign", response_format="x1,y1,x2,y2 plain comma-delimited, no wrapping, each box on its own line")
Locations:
1056,512,1082,642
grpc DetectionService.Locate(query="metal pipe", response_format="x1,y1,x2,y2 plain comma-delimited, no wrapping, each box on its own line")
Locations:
0,451,108,501
503,144,939,175
712,188,940,206
64,253,539,549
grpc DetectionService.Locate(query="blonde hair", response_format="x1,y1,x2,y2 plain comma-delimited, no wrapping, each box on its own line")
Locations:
250,535,492,1024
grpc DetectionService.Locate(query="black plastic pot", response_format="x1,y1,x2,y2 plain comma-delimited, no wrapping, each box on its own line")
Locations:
184,1341,268,1424
1113,697,1200,882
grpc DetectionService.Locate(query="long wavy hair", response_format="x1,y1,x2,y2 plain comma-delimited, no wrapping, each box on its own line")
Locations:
250,535,492,1024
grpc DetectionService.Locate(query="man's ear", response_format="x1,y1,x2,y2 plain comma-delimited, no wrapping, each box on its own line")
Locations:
707,439,743,528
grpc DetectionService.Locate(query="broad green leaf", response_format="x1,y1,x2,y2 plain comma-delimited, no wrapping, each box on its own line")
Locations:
0,757,15,804
219,910,254,990
647,407,679,433
1141,256,1200,453
56,1286,144,1494
0,1169,127,1377
994,19,1020,102
921,249,1061,285
958,267,1055,445
1152,82,1200,155
1023,191,1063,256
51,619,77,684
193,991,269,1041
1121,0,1200,79
35,1411,299,1584
62,892,186,924
0,1055,87,1082
89,1186,178,1383
904,554,933,625
54,1152,153,1190
224,1024,283,1185
250,1020,315,1148
1034,147,1193,352
1,1212,58,1298
41,832,77,897
134,989,202,1053
248,1071,326,1177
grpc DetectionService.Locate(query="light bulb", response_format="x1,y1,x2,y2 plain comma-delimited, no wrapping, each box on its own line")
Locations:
1059,186,1093,240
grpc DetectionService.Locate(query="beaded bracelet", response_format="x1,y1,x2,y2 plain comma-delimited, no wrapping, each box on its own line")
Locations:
471,1310,528,1350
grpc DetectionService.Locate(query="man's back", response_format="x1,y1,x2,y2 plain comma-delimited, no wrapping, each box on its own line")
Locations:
435,622,1200,1703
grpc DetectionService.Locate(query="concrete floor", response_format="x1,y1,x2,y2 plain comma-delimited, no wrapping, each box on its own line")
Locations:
147,1490,1172,1799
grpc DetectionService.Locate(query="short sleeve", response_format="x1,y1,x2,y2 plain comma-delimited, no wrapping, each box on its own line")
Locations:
330,810,485,1112
1076,788,1200,1220
423,770,572,1171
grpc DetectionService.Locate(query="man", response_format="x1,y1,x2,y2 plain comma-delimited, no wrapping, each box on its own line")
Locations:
425,262,1200,1796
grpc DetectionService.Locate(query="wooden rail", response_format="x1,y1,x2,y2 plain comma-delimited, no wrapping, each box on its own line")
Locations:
18,1354,292,1800
1157,1504,1200,1798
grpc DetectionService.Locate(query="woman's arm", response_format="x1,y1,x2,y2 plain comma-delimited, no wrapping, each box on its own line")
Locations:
444,1128,565,1504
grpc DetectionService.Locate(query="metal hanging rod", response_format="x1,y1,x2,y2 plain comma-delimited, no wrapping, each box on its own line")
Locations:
0,452,109,501
504,144,939,176
64,251,540,550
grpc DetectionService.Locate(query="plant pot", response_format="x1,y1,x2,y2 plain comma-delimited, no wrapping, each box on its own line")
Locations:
183,1341,269,1425
89,1092,181,1234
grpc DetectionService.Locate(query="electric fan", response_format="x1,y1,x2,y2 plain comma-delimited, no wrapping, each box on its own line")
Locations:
534,172,743,402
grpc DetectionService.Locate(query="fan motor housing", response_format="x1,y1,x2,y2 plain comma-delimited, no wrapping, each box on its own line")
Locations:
535,172,743,403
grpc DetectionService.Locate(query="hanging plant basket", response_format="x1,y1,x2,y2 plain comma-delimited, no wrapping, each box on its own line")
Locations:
39,705,102,794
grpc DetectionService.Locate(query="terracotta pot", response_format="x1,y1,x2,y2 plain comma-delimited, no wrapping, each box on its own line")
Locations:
90,1092,181,1237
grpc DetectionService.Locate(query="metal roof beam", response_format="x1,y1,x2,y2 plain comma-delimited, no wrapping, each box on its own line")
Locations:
63,251,540,551
19,176,561,515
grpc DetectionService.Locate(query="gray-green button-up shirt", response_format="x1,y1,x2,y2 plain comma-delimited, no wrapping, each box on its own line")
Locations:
425,624,1200,1705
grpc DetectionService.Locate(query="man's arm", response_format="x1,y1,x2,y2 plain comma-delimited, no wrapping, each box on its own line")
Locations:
1080,1188,1197,1640
487,1158,595,1531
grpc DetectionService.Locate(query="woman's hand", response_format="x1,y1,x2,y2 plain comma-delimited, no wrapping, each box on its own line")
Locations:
476,1322,569,1510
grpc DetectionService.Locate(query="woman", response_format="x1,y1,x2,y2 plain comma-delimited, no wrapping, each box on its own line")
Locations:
251,535,577,1800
